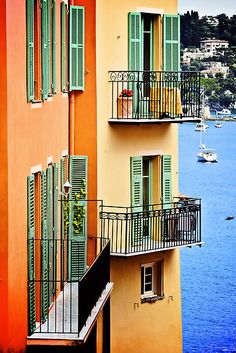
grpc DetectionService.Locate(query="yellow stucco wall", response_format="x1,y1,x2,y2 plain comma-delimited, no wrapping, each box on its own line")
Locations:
96,0,182,352
111,251,182,353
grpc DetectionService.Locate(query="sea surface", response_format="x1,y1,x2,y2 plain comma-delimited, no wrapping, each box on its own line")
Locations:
179,121,236,353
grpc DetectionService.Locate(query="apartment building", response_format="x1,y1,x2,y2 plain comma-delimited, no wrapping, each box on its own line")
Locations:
0,0,202,353
96,1,202,352
0,1,111,352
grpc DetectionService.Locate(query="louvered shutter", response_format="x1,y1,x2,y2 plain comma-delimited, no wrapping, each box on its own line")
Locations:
42,0,49,99
40,170,49,322
60,157,68,282
69,6,85,91
47,0,51,94
27,175,36,334
131,156,143,243
128,13,141,116
46,166,54,301
163,15,180,71
61,2,67,91
52,0,57,94
68,155,88,280
53,163,59,291
128,12,142,71
26,0,34,101
162,155,172,208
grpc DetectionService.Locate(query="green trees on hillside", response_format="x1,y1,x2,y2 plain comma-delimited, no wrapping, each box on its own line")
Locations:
181,12,236,47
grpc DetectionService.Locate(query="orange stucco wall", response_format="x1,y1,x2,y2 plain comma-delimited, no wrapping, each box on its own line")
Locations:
0,1,9,349
0,1,68,351
73,0,97,237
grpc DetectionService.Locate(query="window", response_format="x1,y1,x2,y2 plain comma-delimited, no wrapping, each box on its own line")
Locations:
128,12,180,72
131,155,172,243
69,6,85,91
141,261,164,300
61,2,69,92
26,0,57,102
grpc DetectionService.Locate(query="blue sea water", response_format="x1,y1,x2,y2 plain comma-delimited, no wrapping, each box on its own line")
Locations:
179,121,236,353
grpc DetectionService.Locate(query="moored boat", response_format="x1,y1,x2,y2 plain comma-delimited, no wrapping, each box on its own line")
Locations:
215,123,222,128
197,146,218,163
195,122,209,131
217,108,231,115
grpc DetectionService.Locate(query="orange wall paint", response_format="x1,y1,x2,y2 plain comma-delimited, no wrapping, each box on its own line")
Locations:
1,1,69,351
0,1,9,350
73,0,97,237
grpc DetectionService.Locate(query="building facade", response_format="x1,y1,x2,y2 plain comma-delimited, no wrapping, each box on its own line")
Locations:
0,0,202,352
96,1,202,353
0,1,111,352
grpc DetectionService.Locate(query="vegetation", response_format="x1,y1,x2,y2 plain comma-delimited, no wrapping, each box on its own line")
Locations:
181,11,236,47
63,179,86,237
180,11,236,109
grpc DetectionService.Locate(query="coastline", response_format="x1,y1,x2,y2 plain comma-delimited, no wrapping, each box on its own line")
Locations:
206,116,236,122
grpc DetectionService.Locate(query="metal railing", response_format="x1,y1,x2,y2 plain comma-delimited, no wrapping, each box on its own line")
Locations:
109,71,201,121
28,237,110,336
100,198,201,255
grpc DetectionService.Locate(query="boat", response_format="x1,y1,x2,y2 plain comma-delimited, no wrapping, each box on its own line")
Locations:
197,89,218,163
195,121,209,131
217,108,231,115
197,145,218,163
215,123,222,128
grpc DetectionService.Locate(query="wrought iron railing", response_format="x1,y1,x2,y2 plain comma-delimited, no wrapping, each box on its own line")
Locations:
108,71,201,121
28,237,110,336
100,198,201,255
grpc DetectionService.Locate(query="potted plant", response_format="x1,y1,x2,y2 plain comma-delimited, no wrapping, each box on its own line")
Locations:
117,89,133,118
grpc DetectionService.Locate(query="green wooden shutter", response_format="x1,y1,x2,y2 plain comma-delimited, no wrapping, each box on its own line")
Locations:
46,166,54,300
26,0,34,101
52,0,57,94
53,163,59,291
47,0,51,95
42,0,48,99
60,157,66,239
27,175,36,334
68,155,88,280
128,12,142,71
69,6,85,91
162,155,172,208
40,170,49,322
131,156,143,243
163,15,180,71
61,2,67,91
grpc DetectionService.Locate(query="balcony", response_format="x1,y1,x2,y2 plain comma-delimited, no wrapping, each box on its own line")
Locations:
100,198,202,256
108,71,201,123
27,237,112,345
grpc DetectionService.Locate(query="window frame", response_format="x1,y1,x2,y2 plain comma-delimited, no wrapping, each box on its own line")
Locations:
141,260,164,301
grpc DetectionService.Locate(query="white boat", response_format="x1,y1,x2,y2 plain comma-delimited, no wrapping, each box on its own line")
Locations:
196,89,218,163
215,123,222,128
197,145,218,163
217,108,231,115
195,121,209,131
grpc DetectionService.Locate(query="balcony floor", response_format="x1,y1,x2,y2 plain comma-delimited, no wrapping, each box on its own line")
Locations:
110,239,204,257
27,282,113,345
109,117,201,124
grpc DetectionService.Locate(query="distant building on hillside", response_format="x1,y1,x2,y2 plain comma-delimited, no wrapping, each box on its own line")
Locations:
201,61,229,78
200,39,229,55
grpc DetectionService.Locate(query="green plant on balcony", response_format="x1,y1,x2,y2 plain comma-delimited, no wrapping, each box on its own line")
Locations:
73,179,86,235
63,179,86,236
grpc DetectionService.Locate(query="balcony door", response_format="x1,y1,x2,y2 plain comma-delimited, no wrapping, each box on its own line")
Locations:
131,155,173,244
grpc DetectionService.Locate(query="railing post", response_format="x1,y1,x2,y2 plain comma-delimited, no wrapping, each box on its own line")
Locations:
125,207,128,254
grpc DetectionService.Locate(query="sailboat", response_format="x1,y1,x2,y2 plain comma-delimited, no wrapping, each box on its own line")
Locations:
197,90,218,163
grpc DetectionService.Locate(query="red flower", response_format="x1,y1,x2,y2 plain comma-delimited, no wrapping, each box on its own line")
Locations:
119,89,133,97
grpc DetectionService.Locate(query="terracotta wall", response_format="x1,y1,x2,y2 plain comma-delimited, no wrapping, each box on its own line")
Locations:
1,1,68,351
